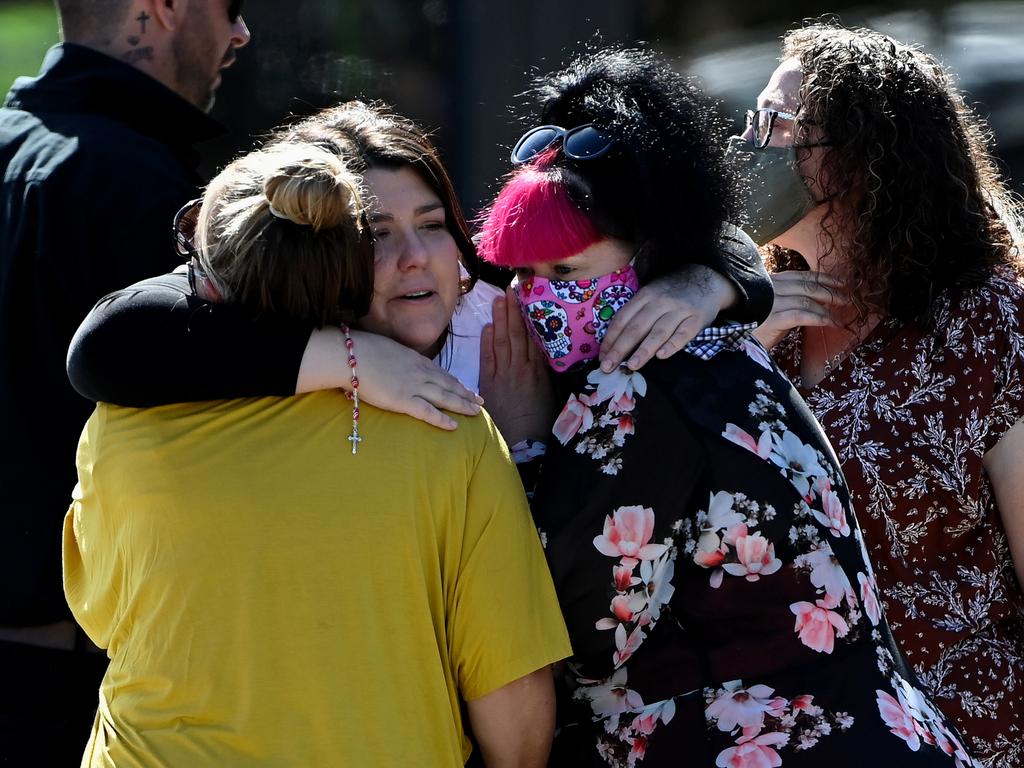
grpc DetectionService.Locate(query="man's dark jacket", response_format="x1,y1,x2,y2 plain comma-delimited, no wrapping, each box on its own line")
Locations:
0,43,222,625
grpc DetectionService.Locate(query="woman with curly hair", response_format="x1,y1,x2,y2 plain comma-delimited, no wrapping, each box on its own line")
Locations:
740,22,1024,766
477,45,976,767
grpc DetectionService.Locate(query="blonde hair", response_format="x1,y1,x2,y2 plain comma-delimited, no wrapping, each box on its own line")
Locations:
196,144,374,326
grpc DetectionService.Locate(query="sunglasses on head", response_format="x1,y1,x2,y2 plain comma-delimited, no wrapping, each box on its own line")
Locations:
173,198,206,295
510,123,617,165
227,0,243,23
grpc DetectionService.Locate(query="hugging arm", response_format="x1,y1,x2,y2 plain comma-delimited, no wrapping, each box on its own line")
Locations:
751,270,848,351
68,273,309,406
466,666,556,768
599,226,774,371
68,273,481,429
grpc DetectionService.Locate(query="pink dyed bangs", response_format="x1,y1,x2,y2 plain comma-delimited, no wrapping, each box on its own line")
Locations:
476,167,602,268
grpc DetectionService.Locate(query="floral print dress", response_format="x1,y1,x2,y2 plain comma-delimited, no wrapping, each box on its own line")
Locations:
533,332,977,767
773,268,1024,767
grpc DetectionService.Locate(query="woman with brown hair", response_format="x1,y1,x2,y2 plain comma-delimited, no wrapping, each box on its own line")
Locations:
64,141,571,766
737,21,1024,765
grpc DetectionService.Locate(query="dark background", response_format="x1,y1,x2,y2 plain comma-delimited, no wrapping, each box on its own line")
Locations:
4,0,1023,219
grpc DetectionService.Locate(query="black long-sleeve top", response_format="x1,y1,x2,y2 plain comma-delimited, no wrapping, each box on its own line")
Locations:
0,44,223,624
68,229,773,407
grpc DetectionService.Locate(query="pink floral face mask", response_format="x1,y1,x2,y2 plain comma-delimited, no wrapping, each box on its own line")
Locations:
512,264,640,371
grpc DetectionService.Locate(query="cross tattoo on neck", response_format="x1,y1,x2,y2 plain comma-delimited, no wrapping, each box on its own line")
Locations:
136,11,150,34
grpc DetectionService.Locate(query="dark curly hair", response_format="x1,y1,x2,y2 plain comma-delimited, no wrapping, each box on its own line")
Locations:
771,21,1023,329
523,46,740,284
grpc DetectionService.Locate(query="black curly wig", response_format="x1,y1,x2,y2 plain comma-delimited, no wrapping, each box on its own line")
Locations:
520,46,741,284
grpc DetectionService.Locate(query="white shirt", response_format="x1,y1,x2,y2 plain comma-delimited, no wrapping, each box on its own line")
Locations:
433,279,503,393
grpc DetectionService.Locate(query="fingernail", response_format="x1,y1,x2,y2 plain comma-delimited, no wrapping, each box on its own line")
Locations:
474,394,485,404
627,357,640,370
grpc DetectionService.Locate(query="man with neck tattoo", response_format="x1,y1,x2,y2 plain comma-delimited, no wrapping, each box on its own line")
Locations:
0,0,249,761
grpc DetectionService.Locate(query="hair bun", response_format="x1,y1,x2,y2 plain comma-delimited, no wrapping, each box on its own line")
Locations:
261,145,363,232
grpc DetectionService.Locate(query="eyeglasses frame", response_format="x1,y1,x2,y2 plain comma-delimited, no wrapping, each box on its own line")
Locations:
744,108,833,151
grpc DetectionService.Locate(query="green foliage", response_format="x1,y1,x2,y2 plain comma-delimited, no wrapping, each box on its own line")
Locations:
0,2,58,95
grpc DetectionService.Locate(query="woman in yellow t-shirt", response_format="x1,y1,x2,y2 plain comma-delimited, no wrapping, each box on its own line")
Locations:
64,141,571,767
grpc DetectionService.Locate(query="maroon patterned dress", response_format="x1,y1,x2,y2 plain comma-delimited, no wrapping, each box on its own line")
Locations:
773,268,1024,767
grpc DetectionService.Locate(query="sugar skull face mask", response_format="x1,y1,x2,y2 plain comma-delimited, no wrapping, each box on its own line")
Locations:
512,264,640,372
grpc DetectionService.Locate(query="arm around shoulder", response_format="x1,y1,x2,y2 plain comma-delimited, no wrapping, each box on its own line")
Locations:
67,273,311,406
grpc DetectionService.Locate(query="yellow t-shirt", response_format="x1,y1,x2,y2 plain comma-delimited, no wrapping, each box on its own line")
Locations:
64,393,570,767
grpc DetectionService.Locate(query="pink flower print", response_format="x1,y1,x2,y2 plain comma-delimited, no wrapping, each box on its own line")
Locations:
613,622,646,667
812,488,851,537
722,532,782,582
629,734,648,762
922,717,975,767
932,724,976,768
766,697,789,719
593,506,668,564
696,492,747,583
811,475,831,498
595,589,647,630
721,522,748,547
876,689,921,751
639,551,676,623
715,732,788,768
894,677,948,739
705,491,747,535
790,598,850,653
633,699,676,736
791,694,822,717
769,430,828,497
612,414,635,446
586,668,644,718
858,572,881,626
740,339,774,371
614,564,640,592
693,542,726,588
695,548,726,568
706,682,778,732
723,423,773,459
607,391,636,414
804,545,853,603
611,596,633,622
611,591,649,623
587,366,648,406
552,394,594,445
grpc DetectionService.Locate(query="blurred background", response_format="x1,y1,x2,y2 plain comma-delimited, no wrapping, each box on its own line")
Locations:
3,0,1023,218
